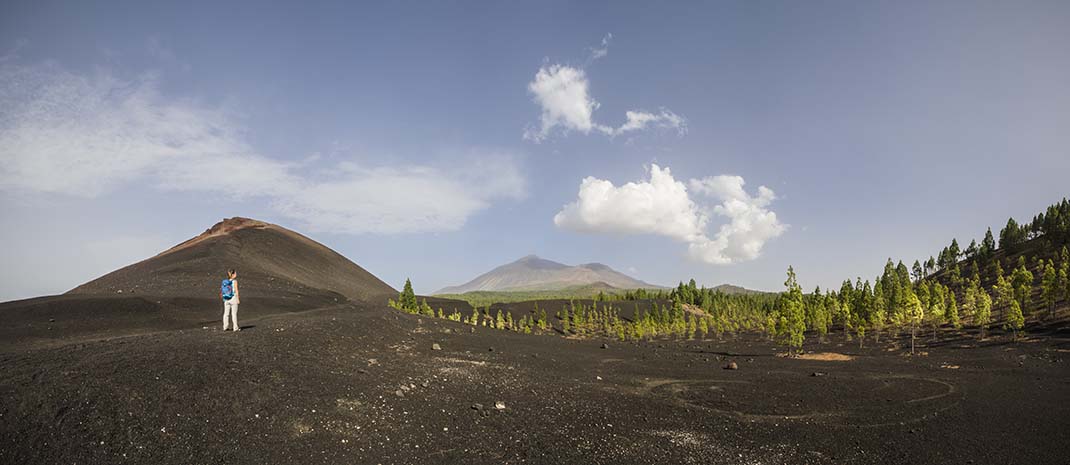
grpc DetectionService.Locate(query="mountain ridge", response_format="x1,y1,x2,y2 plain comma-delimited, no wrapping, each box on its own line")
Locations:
435,255,664,294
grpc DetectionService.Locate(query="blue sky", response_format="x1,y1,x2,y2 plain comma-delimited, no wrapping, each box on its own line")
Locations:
1,0,1068,301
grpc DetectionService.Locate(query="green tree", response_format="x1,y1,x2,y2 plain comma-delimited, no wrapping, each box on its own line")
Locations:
980,227,996,259
912,260,924,284
1058,260,1070,311
946,292,960,332
999,217,1025,251
1011,257,1034,315
394,278,419,313
1005,300,1024,341
965,239,979,260
907,293,924,355
775,266,806,351
976,288,992,340
1041,259,1057,320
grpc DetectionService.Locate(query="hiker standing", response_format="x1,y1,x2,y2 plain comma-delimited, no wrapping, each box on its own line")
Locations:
221,269,241,331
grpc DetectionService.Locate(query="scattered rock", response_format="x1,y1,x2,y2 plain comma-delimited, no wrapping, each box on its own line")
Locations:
48,318,55,323
357,369,367,374
400,385,411,391
471,403,484,411
494,401,506,410
394,390,405,398
601,343,609,349
432,343,442,351
421,381,429,388
724,361,739,370
488,347,495,352
811,372,826,377
596,376,603,380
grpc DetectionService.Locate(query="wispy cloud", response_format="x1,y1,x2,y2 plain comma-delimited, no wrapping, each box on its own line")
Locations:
588,33,612,62
554,165,786,264
523,59,686,142
0,61,526,234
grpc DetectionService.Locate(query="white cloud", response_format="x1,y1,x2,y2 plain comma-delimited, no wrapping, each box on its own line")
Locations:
524,65,600,142
589,33,613,61
524,64,686,142
554,165,786,265
554,164,706,242
0,62,525,234
687,175,786,264
274,158,525,234
609,110,687,136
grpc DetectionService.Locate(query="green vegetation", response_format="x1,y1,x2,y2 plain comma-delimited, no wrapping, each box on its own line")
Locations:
434,284,672,307
391,198,1069,351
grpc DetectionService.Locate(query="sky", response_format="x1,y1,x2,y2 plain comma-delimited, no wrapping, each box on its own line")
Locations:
1,0,1069,301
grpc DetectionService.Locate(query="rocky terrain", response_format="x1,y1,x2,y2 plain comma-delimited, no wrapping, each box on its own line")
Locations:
3,218,1069,464
2,301,1068,464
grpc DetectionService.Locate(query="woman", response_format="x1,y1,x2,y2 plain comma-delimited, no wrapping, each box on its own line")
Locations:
221,269,241,331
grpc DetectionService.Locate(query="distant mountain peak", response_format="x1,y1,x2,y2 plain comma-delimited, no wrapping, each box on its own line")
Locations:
435,256,664,294
579,263,610,271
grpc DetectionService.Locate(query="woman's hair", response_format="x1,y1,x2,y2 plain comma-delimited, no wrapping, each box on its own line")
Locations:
227,268,236,277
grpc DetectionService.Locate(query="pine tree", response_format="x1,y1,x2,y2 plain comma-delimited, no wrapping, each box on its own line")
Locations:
401,278,418,312
947,292,960,331
907,292,924,355
1000,218,1025,251
1058,260,1070,310
495,310,505,330
981,227,996,259
1011,257,1034,315
1005,300,1024,341
976,288,992,339
912,260,924,283
949,239,961,263
1041,259,1057,320
776,266,806,351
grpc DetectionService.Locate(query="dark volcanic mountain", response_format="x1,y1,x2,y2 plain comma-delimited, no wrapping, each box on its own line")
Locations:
69,217,397,303
435,255,663,294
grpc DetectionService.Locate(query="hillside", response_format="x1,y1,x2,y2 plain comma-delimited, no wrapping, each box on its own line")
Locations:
436,255,662,294
69,217,396,303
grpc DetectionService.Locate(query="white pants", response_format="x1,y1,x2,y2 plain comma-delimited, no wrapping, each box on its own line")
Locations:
223,299,239,330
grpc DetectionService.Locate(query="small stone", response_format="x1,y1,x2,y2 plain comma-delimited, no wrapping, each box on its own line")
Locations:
596,376,603,380
488,347,495,352
601,343,609,349
421,381,429,388
471,403,484,411
48,318,55,323
494,401,506,410
357,369,367,374
432,343,442,351
811,372,826,377
395,390,405,398
724,361,739,370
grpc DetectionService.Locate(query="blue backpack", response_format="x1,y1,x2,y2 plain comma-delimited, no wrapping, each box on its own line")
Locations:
221,279,235,300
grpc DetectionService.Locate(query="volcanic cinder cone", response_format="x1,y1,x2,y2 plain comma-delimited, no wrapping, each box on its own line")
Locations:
68,217,396,303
